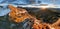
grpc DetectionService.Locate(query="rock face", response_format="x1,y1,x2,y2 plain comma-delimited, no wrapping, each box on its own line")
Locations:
0,5,60,29
24,7,60,24
0,15,10,29
8,5,34,23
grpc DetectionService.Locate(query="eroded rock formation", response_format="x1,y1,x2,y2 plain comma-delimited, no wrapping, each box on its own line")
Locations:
8,5,60,29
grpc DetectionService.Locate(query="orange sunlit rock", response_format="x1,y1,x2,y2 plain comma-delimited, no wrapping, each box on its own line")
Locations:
33,19,50,29
51,18,60,29
8,5,60,29
8,5,32,23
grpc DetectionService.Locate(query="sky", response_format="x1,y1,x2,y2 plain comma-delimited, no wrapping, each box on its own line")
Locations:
0,0,60,16
40,0,60,5
0,0,60,5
